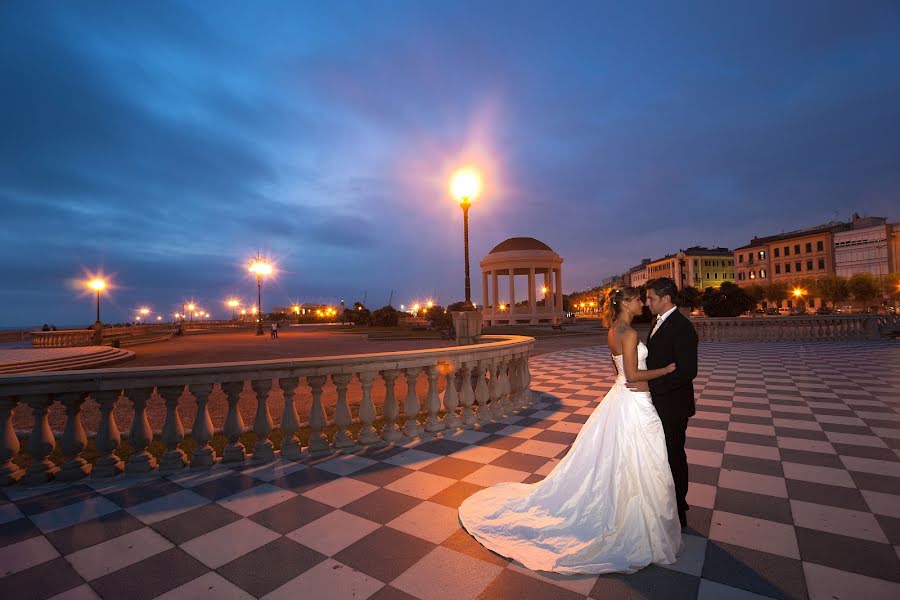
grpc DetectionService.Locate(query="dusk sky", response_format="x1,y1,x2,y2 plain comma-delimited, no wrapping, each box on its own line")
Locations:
2,1,899,327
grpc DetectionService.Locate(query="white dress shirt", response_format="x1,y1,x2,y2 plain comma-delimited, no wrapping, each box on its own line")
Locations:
650,305,677,338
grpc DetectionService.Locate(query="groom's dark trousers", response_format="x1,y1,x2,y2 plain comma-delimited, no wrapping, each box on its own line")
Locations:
646,309,698,524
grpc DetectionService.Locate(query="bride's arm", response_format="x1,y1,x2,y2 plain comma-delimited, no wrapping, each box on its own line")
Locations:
621,330,675,383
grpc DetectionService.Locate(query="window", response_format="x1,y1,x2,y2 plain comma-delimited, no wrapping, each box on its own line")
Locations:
818,258,825,269
775,264,781,274
759,251,766,260
716,272,720,279
706,272,710,279
794,244,800,254
796,262,802,272
807,260,813,270
738,272,744,281
748,271,754,280
760,269,767,279
805,242,812,253
784,246,790,256
817,240,824,251
774,248,780,257
785,263,791,273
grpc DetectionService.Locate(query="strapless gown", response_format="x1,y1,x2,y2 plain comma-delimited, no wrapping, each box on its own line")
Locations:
458,342,682,574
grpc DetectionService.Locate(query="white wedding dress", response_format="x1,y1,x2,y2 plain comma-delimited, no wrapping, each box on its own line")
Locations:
458,342,683,574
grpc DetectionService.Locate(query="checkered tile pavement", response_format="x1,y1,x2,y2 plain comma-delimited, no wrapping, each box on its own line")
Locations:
2,341,899,600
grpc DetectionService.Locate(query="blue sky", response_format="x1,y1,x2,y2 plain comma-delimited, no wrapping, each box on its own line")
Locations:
1,1,899,326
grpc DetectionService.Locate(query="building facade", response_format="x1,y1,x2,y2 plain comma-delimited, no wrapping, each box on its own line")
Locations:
644,247,734,290
834,215,894,278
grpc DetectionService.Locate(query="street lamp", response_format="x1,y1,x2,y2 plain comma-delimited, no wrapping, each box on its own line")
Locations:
450,168,482,306
226,298,240,320
292,304,301,324
186,303,196,323
248,253,273,335
87,278,107,325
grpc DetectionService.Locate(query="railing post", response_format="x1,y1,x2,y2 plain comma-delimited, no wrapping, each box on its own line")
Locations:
356,371,383,446
23,394,59,484
189,383,216,467
424,364,445,433
458,363,476,427
92,390,124,478
57,392,91,481
158,385,187,472
125,387,157,473
307,375,332,456
522,353,533,407
332,373,358,451
221,381,246,463
278,377,303,460
441,362,460,430
402,367,423,438
475,361,492,424
0,397,25,485
250,379,275,462
381,370,404,443
488,360,504,419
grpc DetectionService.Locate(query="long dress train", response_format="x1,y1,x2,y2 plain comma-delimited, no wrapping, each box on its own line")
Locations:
458,342,682,574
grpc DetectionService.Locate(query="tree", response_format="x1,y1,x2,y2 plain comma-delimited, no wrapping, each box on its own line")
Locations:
370,305,400,327
701,282,755,317
677,286,701,309
425,304,453,332
817,275,849,309
744,284,766,307
447,301,477,312
764,282,789,307
848,273,880,310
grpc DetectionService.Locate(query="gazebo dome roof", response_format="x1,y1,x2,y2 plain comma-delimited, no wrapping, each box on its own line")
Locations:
488,237,554,254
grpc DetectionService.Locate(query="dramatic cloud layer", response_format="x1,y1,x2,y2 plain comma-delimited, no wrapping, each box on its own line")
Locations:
2,1,899,326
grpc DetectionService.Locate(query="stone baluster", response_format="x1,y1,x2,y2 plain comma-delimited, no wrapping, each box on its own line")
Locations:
424,365,445,433
381,370,404,442
498,358,512,415
307,375,332,456
402,367,424,438
157,385,187,472
522,354,533,407
23,394,59,484
126,387,157,473
221,381,246,463
332,373,358,451
458,364,476,427
188,383,216,467
250,379,275,462
512,356,524,409
92,390,124,478
474,362,492,424
278,377,303,460
441,362,461,430
0,397,24,485
356,371,383,446
57,392,91,481
488,360,505,419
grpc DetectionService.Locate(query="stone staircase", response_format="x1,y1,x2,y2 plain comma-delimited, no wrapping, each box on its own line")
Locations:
0,347,134,374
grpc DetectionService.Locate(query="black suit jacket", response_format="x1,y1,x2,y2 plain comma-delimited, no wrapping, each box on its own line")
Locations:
646,308,698,421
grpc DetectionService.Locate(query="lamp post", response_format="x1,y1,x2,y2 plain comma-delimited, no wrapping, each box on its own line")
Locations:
226,299,239,320
451,168,482,306
186,303,196,323
248,253,273,335
87,278,106,325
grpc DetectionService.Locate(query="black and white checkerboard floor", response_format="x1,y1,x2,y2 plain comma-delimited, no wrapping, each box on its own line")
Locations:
2,342,899,600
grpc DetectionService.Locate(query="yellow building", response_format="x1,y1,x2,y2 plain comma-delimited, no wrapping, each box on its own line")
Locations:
645,247,735,290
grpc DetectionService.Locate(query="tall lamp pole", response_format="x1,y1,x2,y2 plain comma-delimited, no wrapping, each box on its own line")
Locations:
88,278,106,324
451,169,482,306
248,252,273,336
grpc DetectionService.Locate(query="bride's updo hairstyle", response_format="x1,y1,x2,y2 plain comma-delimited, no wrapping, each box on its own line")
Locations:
602,286,639,328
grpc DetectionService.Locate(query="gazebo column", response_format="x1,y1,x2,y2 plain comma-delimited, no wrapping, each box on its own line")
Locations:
528,267,536,323
555,268,563,314
508,270,515,321
491,270,499,312
482,271,489,312
544,269,553,310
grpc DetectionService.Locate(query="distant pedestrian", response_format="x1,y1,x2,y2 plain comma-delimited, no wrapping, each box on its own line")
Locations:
41,324,50,331
271,322,278,339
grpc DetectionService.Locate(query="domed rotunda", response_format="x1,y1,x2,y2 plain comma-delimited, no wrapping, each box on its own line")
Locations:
479,237,564,326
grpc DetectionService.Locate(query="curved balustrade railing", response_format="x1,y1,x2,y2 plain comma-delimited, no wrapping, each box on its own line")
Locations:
30,330,95,348
0,335,534,486
693,314,899,342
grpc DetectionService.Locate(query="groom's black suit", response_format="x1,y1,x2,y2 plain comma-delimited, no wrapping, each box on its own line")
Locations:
646,308,698,524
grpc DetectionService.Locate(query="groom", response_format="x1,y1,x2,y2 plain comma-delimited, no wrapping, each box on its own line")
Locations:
643,277,698,528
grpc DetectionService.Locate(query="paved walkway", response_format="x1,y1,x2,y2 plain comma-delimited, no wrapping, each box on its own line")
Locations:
1,341,898,599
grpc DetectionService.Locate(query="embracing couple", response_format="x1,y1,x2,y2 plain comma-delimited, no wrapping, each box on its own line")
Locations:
459,277,698,574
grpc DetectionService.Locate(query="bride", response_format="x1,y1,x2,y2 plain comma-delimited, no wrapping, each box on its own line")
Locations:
458,287,683,574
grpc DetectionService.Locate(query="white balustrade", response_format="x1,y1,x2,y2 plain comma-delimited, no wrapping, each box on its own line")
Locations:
692,314,898,342
0,335,534,486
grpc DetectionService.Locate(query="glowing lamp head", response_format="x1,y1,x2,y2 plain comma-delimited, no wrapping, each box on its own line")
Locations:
793,288,803,298
187,303,196,311
450,168,482,204
139,307,150,315
541,286,549,294
248,258,273,276
227,299,240,308
88,278,106,292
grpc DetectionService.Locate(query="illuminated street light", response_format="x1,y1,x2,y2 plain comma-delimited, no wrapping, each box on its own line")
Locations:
186,302,196,323
451,167,482,306
248,252,273,335
86,277,107,325
226,298,240,320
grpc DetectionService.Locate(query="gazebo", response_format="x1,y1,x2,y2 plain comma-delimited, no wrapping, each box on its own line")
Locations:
480,237,564,326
